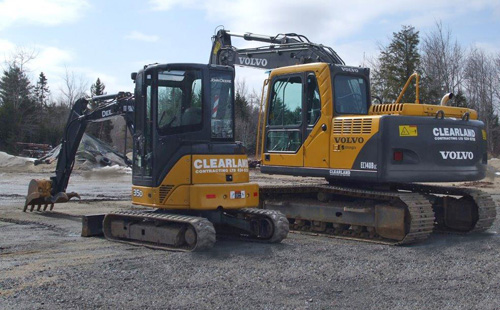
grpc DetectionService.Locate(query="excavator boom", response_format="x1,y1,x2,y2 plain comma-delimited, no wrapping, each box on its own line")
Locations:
24,92,134,211
210,29,344,69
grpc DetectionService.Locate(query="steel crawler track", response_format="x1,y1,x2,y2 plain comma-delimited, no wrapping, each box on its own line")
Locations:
259,183,496,245
394,183,497,234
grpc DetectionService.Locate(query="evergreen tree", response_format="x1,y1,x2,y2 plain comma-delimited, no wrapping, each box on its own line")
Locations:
34,72,50,108
235,90,249,121
87,78,114,144
90,78,105,96
372,25,422,103
0,64,37,152
0,64,33,111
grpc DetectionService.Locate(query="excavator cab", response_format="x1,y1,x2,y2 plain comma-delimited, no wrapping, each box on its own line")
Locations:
129,63,259,210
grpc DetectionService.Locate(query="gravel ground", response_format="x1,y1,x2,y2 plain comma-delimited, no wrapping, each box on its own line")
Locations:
0,170,499,309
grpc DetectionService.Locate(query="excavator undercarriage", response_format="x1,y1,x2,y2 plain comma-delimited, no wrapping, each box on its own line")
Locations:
101,208,289,251
88,208,289,251
260,183,496,245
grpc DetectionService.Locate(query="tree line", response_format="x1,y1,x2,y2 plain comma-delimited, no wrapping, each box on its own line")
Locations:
1,22,499,157
370,22,500,154
0,52,113,154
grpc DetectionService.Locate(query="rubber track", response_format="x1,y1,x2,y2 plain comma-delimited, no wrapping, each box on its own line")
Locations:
104,210,216,252
395,183,497,233
259,184,434,245
236,208,290,243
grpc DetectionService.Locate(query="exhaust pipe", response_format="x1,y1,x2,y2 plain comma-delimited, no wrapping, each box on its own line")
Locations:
440,93,454,106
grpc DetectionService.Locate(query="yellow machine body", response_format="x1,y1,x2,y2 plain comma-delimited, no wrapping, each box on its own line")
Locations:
132,154,259,210
260,63,486,183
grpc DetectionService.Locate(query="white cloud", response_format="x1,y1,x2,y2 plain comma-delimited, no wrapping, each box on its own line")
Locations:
0,0,89,31
125,31,160,43
0,40,130,100
25,46,74,99
150,0,196,10
31,46,73,73
149,0,499,42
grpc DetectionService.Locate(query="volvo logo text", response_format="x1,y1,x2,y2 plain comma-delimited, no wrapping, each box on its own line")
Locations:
334,137,364,144
439,151,474,160
238,57,268,67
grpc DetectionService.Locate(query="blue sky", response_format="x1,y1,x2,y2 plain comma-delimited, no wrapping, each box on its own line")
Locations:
1,0,499,100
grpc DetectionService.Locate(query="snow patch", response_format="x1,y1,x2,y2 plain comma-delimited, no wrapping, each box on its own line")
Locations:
0,151,35,167
81,164,132,179
93,165,132,174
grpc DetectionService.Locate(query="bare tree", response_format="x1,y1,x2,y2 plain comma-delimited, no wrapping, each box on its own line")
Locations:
495,53,500,110
367,53,388,103
4,47,38,73
420,21,467,104
464,48,499,153
59,67,89,108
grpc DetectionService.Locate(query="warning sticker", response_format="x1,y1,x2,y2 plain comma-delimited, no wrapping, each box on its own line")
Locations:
482,130,487,140
399,125,418,137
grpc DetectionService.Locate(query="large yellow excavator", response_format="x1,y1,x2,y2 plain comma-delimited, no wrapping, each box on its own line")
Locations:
210,29,496,245
24,63,289,251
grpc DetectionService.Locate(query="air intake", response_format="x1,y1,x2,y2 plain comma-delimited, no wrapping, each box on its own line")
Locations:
370,103,404,114
333,118,373,135
159,185,174,203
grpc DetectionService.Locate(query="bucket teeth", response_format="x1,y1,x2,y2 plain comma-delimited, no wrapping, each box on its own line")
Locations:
24,179,79,212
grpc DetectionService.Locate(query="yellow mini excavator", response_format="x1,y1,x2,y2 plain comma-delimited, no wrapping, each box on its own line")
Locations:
24,63,289,251
210,29,496,245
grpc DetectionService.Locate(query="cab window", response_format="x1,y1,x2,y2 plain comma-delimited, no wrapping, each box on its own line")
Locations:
157,70,202,135
210,72,234,139
334,75,368,114
268,76,302,126
306,74,321,125
266,75,303,153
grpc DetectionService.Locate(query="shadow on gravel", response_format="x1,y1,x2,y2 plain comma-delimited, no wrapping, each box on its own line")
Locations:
410,231,498,249
192,239,290,259
34,211,82,222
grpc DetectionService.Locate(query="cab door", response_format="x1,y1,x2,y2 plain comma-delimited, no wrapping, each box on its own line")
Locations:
132,71,154,187
263,74,304,167
303,71,331,168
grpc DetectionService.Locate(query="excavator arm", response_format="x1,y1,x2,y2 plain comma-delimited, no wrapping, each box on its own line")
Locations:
209,29,344,69
24,92,135,212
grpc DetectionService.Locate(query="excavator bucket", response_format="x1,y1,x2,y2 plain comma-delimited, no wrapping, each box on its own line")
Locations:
24,179,80,212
